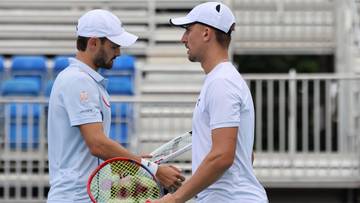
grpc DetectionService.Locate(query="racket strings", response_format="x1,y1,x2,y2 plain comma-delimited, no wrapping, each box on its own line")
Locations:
89,160,161,202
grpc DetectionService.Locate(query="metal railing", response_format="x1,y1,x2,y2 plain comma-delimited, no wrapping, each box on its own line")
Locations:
0,73,360,202
245,72,360,154
244,72,360,187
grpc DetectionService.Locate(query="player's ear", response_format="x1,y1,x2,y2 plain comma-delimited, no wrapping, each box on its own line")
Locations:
87,37,98,51
203,26,211,42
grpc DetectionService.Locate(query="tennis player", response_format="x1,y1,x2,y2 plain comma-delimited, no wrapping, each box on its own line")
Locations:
47,9,184,203
152,2,268,203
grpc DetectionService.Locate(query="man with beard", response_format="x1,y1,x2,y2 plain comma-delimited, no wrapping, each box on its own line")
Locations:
47,9,184,203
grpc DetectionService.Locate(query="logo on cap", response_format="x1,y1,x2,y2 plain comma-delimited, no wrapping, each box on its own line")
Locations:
216,4,220,12
169,2,235,34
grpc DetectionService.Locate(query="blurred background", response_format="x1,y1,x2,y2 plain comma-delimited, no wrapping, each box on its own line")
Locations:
0,0,359,202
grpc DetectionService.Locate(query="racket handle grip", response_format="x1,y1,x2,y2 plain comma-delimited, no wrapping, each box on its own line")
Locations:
141,159,159,175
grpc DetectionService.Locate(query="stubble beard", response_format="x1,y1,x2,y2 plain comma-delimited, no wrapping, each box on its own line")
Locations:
94,48,113,69
187,51,198,62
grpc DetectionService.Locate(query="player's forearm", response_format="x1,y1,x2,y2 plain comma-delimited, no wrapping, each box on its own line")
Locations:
89,137,140,162
80,123,141,162
173,151,233,202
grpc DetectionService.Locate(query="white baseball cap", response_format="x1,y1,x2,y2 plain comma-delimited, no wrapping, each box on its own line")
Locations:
170,2,235,33
76,9,138,47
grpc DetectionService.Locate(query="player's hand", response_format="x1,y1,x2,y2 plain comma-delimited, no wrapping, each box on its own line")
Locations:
155,165,185,189
147,193,179,203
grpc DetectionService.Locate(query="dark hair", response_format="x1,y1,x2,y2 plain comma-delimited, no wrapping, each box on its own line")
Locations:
214,23,235,49
193,22,234,49
76,36,107,51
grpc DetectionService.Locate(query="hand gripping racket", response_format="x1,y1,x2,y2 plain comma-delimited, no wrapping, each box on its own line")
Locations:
87,157,163,203
150,131,192,164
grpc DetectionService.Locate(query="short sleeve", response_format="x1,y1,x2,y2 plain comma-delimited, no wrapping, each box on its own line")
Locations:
205,78,241,130
61,75,102,126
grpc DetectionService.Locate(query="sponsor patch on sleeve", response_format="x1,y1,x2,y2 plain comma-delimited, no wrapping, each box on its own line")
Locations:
79,91,89,103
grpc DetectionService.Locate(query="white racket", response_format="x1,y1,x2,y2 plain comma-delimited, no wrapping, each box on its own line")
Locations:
150,131,192,164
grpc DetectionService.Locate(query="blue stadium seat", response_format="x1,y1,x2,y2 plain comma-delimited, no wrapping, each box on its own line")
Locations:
9,103,41,118
12,55,47,71
109,103,134,148
9,124,39,150
7,103,41,150
2,78,42,150
107,76,134,95
102,55,136,96
0,55,4,72
111,103,133,118
11,55,47,90
110,123,128,147
1,78,41,96
0,56,5,82
45,80,54,97
112,55,135,71
101,55,136,76
53,56,70,75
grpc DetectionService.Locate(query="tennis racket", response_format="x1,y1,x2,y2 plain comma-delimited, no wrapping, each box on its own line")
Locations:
150,131,192,164
87,157,163,203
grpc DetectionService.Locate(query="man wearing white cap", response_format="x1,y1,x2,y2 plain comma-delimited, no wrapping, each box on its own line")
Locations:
47,9,184,203
152,2,268,203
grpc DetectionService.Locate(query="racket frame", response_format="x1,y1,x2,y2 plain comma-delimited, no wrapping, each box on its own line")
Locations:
150,131,192,164
87,157,163,203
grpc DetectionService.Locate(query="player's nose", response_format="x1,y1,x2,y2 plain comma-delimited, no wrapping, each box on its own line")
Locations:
181,33,187,44
115,47,121,56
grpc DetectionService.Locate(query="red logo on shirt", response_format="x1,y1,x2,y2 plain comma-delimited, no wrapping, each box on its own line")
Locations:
102,95,110,108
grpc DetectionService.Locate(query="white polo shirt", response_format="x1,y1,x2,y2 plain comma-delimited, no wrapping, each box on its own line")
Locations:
47,58,111,203
192,62,268,203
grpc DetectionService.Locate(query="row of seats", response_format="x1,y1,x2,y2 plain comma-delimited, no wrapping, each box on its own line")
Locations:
0,54,137,96
1,55,138,151
5,102,133,150
1,75,135,97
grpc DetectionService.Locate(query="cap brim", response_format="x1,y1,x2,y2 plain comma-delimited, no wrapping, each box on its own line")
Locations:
107,31,138,47
169,17,194,27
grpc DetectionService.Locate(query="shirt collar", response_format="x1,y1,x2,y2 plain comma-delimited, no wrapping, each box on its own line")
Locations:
69,58,108,87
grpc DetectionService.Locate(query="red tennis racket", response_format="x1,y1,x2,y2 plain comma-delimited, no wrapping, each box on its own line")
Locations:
87,157,163,203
